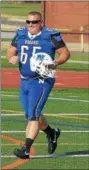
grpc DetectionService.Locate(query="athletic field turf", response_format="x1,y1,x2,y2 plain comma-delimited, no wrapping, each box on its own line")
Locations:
1,88,89,169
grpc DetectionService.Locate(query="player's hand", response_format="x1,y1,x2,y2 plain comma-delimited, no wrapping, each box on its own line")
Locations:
46,61,58,70
9,56,18,64
47,63,56,70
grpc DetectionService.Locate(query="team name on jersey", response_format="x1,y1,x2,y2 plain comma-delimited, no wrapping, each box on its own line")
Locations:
25,40,38,45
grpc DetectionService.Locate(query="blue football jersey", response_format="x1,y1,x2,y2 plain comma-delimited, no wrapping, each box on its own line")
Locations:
13,26,63,78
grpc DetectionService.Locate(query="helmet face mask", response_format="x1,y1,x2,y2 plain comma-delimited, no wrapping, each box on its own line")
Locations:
30,52,54,78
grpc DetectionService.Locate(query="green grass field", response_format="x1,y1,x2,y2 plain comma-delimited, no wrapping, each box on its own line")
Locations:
1,88,89,169
1,1,41,16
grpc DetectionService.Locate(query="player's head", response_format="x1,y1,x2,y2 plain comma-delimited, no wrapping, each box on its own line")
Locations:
26,11,43,35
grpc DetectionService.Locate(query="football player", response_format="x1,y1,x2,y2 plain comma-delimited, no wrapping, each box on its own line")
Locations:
6,11,70,159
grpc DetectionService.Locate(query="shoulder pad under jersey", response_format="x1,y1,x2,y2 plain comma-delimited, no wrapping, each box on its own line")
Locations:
16,27,27,37
41,26,60,39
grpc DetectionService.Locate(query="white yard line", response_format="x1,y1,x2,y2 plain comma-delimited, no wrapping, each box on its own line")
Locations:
50,97,89,103
1,154,89,158
1,94,89,103
1,113,89,116
67,60,89,64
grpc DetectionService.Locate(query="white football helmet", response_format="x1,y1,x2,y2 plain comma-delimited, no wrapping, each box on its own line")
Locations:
30,52,55,78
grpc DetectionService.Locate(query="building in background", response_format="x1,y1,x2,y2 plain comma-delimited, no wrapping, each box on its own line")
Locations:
41,1,89,52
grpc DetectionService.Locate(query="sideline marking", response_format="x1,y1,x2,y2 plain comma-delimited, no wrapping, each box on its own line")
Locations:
1,135,35,170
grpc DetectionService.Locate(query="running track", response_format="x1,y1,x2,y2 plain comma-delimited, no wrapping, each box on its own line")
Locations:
1,69,89,88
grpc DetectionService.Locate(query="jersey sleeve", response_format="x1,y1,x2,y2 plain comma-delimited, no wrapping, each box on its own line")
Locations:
11,34,18,47
50,33,66,50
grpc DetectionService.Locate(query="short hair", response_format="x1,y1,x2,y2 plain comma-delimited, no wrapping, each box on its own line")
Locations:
28,11,42,20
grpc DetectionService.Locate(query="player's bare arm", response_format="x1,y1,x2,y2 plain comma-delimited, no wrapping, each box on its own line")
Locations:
47,47,70,70
55,46,70,65
6,45,18,64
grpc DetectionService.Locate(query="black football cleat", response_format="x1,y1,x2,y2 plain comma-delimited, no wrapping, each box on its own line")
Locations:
13,146,29,159
47,128,60,154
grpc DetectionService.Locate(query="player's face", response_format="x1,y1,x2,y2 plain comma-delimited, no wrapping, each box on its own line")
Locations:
26,14,42,35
